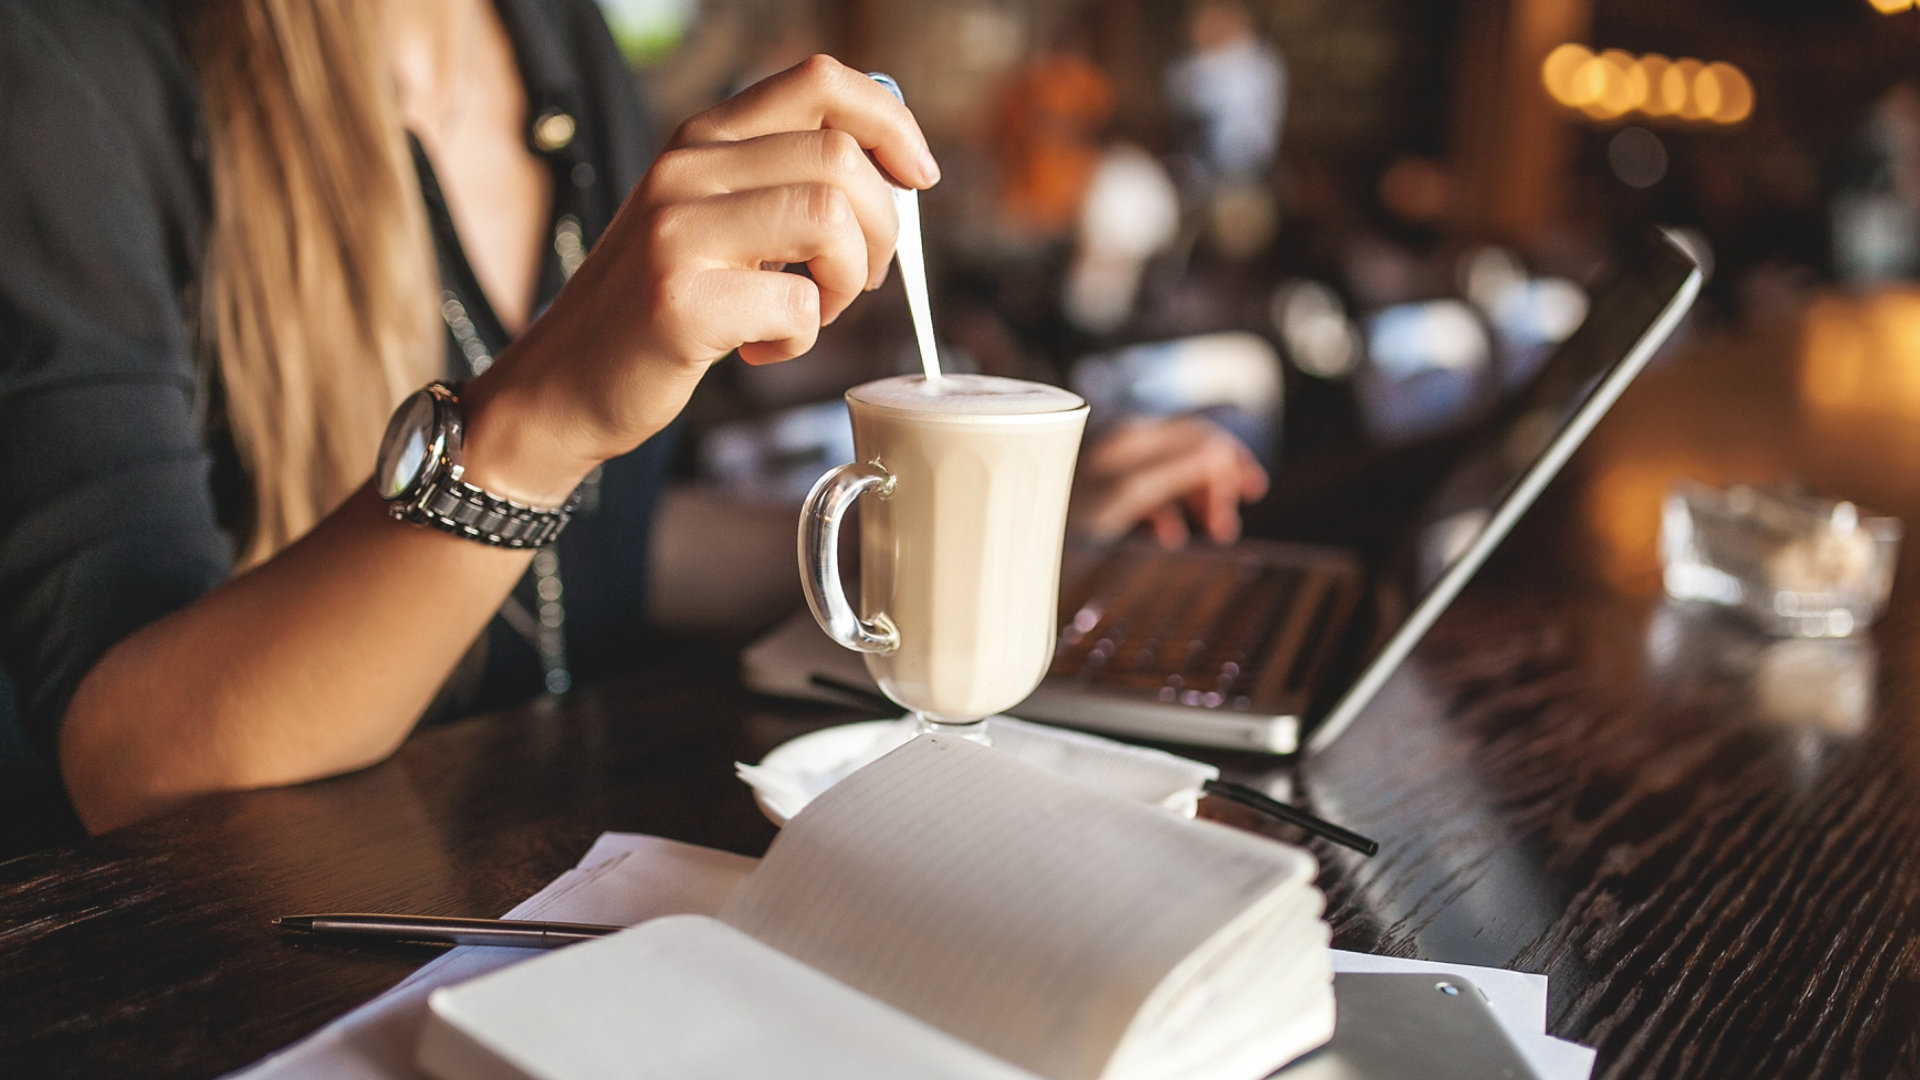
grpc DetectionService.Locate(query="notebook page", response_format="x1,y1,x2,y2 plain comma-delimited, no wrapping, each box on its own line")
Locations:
719,735,1317,1080
417,916,1042,1080
1122,886,1326,1041
1106,889,1334,1079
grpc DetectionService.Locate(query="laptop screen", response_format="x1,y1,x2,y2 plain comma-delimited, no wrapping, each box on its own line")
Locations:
1307,230,1703,752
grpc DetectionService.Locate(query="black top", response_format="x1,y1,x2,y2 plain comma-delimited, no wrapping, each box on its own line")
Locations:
0,0,672,857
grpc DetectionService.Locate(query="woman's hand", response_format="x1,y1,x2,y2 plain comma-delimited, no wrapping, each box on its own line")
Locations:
464,55,938,505
1069,416,1270,548
55,59,935,834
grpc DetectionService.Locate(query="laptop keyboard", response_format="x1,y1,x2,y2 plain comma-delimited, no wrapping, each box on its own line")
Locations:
1050,544,1356,714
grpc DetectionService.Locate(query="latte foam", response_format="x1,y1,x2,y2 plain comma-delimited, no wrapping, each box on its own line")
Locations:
847,374,1084,418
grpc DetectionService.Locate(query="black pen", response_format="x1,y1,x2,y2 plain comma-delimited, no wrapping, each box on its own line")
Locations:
277,914,620,949
1202,780,1380,857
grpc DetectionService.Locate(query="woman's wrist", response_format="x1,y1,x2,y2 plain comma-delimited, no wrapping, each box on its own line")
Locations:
457,371,599,508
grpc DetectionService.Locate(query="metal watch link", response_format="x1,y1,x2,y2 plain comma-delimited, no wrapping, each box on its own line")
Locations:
376,381,577,549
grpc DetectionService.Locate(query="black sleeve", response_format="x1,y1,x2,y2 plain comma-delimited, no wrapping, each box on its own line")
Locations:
0,2,230,770
558,0,659,198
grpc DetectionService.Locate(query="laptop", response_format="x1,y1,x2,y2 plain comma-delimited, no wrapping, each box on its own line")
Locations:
744,230,1702,754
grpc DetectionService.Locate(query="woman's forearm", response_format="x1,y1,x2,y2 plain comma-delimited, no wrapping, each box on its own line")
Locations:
58,352,605,834
55,55,940,834
57,482,536,833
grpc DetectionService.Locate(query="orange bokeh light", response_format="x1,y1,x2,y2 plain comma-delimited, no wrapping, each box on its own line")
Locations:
1692,66,1724,120
1671,59,1707,121
1567,56,1611,110
1542,45,1752,127
1541,43,1593,105
1705,62,1754,124
1593,49,1642,118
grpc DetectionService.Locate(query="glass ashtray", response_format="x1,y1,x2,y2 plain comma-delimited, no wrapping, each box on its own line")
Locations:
1661,483,1901,637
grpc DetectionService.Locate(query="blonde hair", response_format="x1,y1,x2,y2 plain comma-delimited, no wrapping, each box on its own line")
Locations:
194,0,441,565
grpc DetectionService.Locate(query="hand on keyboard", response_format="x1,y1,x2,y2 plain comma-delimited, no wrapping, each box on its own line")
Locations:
1068,416,1268,547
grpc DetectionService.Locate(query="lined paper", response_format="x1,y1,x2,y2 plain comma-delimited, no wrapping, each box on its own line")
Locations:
719,736,1320,1080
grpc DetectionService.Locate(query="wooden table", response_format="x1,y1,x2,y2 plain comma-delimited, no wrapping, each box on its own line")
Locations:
5,295,1920,1078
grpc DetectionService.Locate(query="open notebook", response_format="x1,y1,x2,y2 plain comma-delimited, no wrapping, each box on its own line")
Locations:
416,736,1334,1080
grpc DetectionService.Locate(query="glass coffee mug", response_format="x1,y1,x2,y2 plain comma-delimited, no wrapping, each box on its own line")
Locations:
800,375,1089,740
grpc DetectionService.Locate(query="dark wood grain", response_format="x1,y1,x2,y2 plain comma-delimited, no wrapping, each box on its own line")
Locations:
1287,305,1920,1079
6,297,1920,1078
0,653,815,1077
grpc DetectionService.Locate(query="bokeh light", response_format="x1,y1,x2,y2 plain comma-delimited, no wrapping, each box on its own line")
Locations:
1567,55,1610,109
1704,62,1754,124
1540,43,1591,104
1671,59,1707,121
1594,50,1641,118
1541,46,1752,127
1692,65,1723,119
1608,126,1669,188
1639,55,1675,117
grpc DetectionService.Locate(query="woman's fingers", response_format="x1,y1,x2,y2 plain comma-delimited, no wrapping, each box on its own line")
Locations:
638,54,936,358
1082,415,1214,474
485,55,937,477
1096,444,1236,543
674,54,939,190
1071,417,1269,545
692,269,822,366
1148,505,1191,548
1185,436,1268,543
643,130,900,293
655,183,870,326
1186,448,1244,543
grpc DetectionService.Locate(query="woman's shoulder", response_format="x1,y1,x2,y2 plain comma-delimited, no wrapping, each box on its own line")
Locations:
3,0,197,94
0,0,205,192
0,0,207,388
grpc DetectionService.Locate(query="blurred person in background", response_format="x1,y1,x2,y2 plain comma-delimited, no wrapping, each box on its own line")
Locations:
1164,0,1285,260
991,30,1114,242
0,0,1261,854
1832,82,1920,286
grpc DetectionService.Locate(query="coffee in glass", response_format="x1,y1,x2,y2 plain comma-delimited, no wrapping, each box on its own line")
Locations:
800,374,1088,740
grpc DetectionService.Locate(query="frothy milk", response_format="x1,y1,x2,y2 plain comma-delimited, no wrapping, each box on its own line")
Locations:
847,375,1088,722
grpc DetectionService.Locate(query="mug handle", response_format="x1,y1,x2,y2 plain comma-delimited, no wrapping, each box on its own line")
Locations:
799,461,900,654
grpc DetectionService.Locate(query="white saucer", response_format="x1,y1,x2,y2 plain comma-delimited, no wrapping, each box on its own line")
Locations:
738,715,1217,826
742,718,916,825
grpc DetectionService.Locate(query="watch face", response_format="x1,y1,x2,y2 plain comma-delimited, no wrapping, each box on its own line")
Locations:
377,390,443,501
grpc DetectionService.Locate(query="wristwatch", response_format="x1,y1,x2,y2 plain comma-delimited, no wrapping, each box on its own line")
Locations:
376,381,576,548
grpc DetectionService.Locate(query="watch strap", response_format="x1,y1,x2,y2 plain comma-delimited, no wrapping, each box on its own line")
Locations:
391,478,578,549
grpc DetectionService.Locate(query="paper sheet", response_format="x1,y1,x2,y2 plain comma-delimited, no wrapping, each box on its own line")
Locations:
224,835,754,1080
725,735,1324,1080
228,832,1593,1080
1328,950,1595,1080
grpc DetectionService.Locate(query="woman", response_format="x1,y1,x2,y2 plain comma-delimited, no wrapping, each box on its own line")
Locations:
0,0,1262,849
